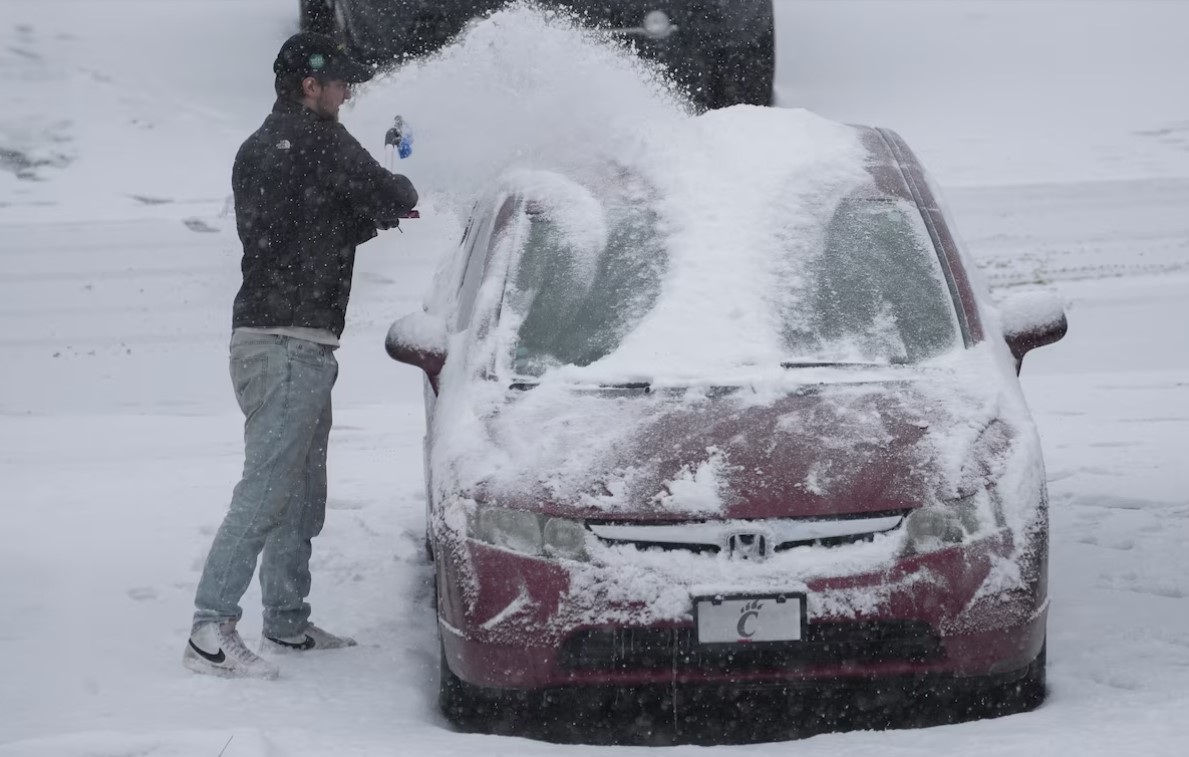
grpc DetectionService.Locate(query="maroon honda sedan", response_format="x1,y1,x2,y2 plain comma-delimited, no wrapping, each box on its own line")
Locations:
386,107,1067,738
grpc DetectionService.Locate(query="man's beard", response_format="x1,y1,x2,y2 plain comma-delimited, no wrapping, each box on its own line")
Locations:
314,99,340,121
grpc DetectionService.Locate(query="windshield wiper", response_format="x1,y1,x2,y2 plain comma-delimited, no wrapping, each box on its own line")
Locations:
508,381,652,392
780,358,909,369
600,382,652,391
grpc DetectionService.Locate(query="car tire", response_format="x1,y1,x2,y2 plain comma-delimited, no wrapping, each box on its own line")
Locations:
946,640,1047,721
299,0,334,35
439,641,519,731
435,572,499,731
438,644,474,727
997,640,1047,713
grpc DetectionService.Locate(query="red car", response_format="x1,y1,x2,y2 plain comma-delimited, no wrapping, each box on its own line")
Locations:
386,108,1067,739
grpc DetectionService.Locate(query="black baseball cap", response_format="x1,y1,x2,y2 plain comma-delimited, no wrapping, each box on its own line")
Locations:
273,32,374,84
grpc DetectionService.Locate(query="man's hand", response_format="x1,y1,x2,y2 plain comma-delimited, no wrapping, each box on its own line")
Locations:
377,210,419,231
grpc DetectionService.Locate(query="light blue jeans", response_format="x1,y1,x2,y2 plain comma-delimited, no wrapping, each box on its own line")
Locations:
193,331,338,639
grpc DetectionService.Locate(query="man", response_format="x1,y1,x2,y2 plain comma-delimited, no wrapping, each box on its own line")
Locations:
183,32,418,679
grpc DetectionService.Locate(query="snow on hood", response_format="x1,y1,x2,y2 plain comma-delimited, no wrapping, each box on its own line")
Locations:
445,351,1024,515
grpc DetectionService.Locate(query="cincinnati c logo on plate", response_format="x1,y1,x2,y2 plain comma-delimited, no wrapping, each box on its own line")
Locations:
737,599,765,638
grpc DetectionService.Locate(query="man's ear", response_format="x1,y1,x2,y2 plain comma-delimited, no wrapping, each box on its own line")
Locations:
301,76,321,98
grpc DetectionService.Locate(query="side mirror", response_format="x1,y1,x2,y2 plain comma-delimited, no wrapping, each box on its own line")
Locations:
386,312,448,393
998,291,1068,373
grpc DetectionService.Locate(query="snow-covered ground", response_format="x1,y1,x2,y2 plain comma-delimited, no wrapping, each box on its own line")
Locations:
2,0,1188,754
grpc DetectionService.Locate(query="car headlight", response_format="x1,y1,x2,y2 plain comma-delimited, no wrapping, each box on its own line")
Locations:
543,518,588,559
643,10,675,39
476,508,541,554
471,506,589,561
903,490,985,555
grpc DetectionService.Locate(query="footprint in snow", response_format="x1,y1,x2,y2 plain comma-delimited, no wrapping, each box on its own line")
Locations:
7,46,42,62
183,218,219,233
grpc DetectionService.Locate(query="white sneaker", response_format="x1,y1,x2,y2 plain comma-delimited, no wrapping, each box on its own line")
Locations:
183,621,280,680
261,623,357,654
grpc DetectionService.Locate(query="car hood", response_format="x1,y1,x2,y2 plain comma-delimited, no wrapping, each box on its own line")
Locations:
457,374,1005,522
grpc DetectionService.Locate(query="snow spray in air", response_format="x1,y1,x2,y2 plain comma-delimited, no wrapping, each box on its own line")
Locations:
345,1,693,208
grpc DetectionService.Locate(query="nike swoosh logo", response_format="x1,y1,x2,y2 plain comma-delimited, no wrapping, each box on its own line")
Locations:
189,639,226,664
267,635,316,650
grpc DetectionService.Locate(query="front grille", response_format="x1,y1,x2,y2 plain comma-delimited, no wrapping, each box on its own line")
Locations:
589,512,908,558
596,531,886,555
773,532,883,551
558,621,943,673
598,539,723,555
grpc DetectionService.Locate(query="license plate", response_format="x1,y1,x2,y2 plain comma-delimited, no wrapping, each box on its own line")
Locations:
694,593,807,644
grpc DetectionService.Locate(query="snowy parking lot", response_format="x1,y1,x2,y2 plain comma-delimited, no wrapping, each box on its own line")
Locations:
2,0,1188,754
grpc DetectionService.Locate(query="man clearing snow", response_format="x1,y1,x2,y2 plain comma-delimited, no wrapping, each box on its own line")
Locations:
183,32,418,679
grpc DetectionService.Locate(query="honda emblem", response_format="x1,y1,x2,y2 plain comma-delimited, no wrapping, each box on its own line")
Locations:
727,533,769,562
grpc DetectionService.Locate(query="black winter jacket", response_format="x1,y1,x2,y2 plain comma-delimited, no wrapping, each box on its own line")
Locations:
231,98,418,337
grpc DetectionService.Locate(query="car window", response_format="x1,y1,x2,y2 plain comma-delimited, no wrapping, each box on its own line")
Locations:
496,180,960,379
456,196,518,331
505,201,668,377
778,197,962,363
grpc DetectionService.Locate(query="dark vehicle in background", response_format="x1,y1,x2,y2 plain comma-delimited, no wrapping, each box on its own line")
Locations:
299,0,775,110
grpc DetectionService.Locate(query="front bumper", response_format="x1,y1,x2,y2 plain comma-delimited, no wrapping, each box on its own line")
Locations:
438,529,1047,690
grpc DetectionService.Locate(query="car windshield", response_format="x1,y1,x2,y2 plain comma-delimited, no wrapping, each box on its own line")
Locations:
778,196,961,365
506,197,668,378
500,187,962,379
